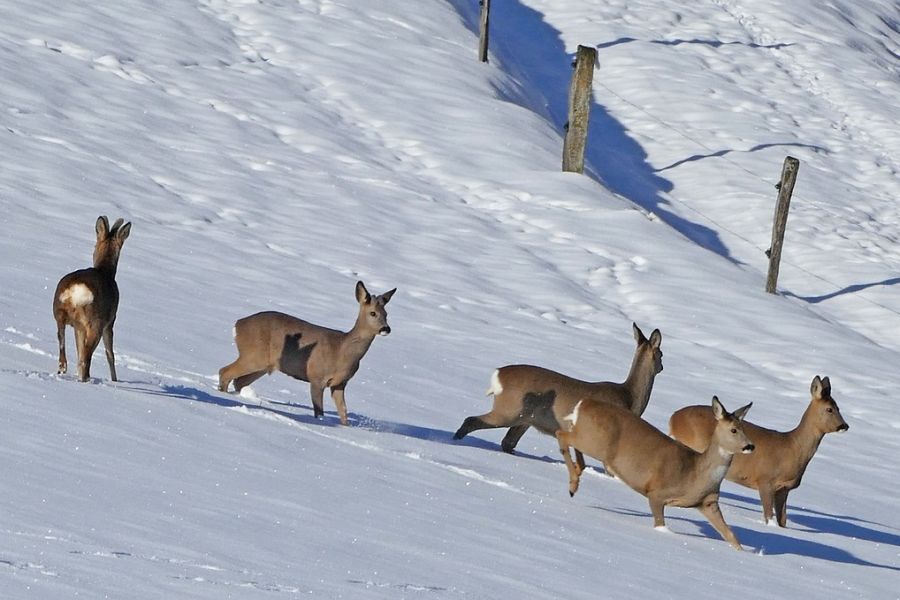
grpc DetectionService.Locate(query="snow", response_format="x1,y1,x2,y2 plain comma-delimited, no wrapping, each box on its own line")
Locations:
1,0,898,597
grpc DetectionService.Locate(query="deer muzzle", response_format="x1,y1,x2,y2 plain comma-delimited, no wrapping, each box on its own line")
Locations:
741,443,755,454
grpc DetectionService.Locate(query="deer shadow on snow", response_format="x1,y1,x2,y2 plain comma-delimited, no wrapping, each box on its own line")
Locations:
595,504,899,570
145,383,534,454
718,490,900,549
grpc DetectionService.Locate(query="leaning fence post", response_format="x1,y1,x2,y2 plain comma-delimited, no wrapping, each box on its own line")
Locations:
765,156,800,294
562,45,597,174
478,0,491,63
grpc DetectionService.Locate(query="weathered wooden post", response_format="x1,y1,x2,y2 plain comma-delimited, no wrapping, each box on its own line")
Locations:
478,0,491,63
765,156,800,294
562,45,597,174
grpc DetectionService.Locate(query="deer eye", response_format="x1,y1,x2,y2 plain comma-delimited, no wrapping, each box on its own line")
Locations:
826,407,834,413
730,428,737,434
369,311,377,317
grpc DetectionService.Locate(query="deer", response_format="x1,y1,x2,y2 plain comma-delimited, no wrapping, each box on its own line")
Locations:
668,375,848,527
53,216,132,382
218,281,396,425
453,323,663,454
557,396,754,550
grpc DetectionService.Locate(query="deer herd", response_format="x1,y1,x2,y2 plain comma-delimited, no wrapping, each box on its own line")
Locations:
53,216,850,551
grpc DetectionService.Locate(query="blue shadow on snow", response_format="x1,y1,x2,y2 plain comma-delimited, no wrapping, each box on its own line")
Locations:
448,1,828,264
594,504,900,570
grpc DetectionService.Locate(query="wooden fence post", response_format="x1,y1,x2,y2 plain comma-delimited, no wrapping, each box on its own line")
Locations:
765,156,800,294
478,0,491,63
562,45,597,174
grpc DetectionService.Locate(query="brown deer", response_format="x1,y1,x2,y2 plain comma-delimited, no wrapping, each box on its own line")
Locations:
668,375,848,527
218,281,396,425
53,216,132,382
557,396,754,550
453,323,663,453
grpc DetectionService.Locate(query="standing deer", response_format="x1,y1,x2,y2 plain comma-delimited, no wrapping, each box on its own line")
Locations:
53,216,132,382
453,323,663,453
668,375,848,527
558,396,754,550
218,281,396,425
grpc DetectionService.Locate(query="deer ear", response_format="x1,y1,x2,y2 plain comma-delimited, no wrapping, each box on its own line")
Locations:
820,376,831,396
711,396,725,420
380,288,397,305
116,221,132,242
649,329,662,349
355,281,371,304
810,375,823,399
633,322,646,344
733,402,752,422
96,216,110,239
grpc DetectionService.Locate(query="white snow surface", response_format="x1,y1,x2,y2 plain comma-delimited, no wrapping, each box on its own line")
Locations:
1,0,899,597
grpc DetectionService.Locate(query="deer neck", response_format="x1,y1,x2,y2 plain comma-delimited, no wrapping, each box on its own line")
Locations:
787,404,825,468
696,435,737,489
93,251,119,276
622,351,656,415
343,318,376,360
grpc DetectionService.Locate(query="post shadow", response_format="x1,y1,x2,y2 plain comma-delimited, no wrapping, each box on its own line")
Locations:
784,277,900,304
448,0,737,262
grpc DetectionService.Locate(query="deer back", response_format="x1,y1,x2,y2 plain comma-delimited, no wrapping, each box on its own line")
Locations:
490,323,663,434
669,376,848,492
232,281,396,385
53,216,131,326
568,397,752,504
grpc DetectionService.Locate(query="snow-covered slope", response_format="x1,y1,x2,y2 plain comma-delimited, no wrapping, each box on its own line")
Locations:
1,0,897,597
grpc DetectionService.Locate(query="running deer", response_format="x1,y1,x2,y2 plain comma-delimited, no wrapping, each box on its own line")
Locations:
218,281,396,425
558,396,754,550
53,216,132,382
668,375,848,527
453,323,663,453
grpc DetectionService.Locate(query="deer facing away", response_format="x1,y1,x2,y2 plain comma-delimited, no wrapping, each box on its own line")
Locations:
218,281,396,425
453,323,663,453
558,395,754,550
668,375,848,527
53,216,132,382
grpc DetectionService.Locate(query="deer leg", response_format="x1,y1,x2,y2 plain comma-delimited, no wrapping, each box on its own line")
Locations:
575,449,586,477
500,424,530,453
774,488,790,528
74,325,98,382
556,431,582,497
758,484,776,525
218,361,236,392
310,382,326,420
453,411,517,440
218,355,263,392
331,383,349,426
233,370,267,392
56,319,67,375
648,495,667,528
698,494,742,550
102,323,117,382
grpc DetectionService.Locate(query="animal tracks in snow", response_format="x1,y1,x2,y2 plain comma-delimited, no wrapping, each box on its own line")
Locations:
3,528,310,594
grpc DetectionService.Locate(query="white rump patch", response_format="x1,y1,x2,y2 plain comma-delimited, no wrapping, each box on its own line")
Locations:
486,369,503,396
563,400,583,429
59,283,94,307
232,326,237,341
